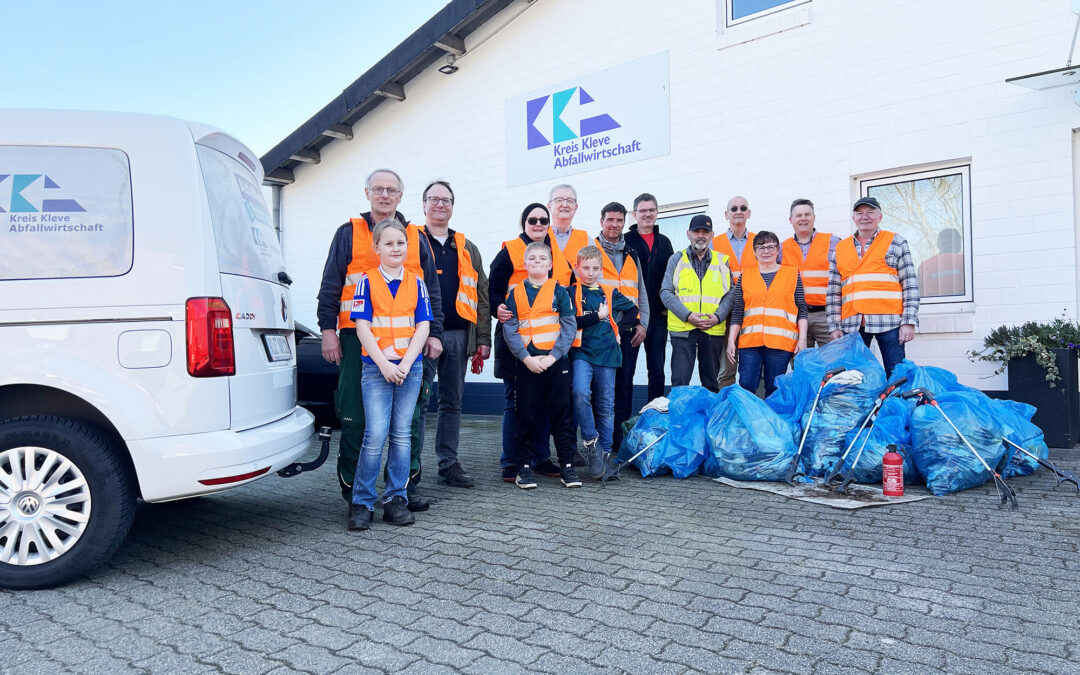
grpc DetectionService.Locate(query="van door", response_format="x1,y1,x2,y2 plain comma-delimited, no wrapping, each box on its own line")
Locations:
196,143,296,431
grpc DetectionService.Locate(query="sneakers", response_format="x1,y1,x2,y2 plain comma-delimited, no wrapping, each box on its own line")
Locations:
438,462,476,488
502,465,518,483
515,465,538,489
347,504,373,531
536,459,562,477
382,496,416,526
584,436,605,479
560,464,582,488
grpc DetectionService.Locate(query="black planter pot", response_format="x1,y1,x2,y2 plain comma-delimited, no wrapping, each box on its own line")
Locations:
1007,348,1080,448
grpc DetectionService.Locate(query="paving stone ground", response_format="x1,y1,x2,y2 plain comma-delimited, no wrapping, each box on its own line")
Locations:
3,415,1080,674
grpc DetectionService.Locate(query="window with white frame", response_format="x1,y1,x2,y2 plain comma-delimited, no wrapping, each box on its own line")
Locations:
653,200,708,234
858,164,973,304
725,0,810,27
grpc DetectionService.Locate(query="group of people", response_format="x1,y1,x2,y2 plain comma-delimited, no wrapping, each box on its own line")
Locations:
317,169,921,531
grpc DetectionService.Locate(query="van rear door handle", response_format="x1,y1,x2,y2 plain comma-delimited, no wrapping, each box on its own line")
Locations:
278,271,293,286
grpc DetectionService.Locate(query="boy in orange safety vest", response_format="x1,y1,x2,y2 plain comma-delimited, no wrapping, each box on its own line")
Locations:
502,242,579,490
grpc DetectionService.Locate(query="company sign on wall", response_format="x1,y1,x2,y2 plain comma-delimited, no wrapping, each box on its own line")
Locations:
505,51,670,187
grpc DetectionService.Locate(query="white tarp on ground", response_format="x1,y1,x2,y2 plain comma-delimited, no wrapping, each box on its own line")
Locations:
713,477,931,509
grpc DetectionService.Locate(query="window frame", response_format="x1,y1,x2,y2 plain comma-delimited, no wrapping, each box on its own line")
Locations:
652,200,708,233
725,0,811,28
857,163,973,306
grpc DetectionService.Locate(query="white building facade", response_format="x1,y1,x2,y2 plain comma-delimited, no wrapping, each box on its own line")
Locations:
265,0,1080,404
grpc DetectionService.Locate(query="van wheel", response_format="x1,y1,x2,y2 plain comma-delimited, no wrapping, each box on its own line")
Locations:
0,416,135,589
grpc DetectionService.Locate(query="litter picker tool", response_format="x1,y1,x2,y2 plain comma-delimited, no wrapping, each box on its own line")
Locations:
824,376,909,493
601,432,668,484
902,388,1018,509
783,367,859,485
1002,438,1080,493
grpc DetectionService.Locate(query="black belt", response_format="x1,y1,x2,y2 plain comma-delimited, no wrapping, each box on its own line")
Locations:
807,306,826,313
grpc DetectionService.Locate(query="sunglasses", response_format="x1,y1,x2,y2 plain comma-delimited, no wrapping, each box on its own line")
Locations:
730,205,748,212
526,217,550,226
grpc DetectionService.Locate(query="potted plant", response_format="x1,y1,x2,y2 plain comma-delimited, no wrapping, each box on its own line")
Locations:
967,314,1080,448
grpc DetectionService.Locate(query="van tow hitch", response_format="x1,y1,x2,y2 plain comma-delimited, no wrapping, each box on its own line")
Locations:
278,426,332,477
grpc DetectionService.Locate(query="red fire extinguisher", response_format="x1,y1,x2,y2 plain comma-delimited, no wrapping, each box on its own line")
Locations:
883,444,904,496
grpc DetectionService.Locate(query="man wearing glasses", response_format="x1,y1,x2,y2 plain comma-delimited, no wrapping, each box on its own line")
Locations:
548,184,590,282
624,193,675,403
778,198,841,348
712,196,756,388
413,181,491,489
317,168,443,513
827,196,920,378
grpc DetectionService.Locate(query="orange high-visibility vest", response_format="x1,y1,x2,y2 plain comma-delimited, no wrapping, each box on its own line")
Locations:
595,238,640,307
513,279,561,351
361,269,420,359
739,266,799,352
338,216,423,329
835,230,903,319
421,227,478,324
781,233,830,307
502,237,570,297
713,232,757,281
918,252,964,297
571,283,619,348
552,227,590,268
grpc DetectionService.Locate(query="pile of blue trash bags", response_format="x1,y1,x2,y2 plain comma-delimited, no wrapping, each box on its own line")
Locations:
617,333,1051,496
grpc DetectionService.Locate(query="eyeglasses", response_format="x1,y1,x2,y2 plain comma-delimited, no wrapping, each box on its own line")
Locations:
369,186,401,196
526,217,550,226
425,196,453,206
754,244,778,252
635,208,658,215
730,205,748,212
550,197,577,205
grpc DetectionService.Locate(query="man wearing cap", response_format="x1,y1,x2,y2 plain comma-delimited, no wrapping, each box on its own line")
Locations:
827,197,919,377
779,198,841,348
661,215,733,393
712,196,755,389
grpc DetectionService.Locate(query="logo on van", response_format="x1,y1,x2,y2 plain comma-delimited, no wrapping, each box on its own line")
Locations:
0,174,86,213
525,87,620,150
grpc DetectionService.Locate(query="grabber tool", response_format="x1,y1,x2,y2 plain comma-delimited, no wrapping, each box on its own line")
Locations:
902,388,1018,509
783,367,850,485
601,432,667,484
825,376,909,493
1003,438,1080,493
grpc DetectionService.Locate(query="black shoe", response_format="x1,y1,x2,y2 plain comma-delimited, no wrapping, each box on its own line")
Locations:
536,459,562,477
382,496,416,526
571,451,588,468
516,465,538,490
502,465,518,483
438,462,476,488
406,482,430,512
561,464,582,488
348,504,373,531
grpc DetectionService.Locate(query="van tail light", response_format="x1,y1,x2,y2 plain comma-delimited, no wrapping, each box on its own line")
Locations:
186,297,235,377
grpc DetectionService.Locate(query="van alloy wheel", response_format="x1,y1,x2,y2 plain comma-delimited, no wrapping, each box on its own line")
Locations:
0,445,93,566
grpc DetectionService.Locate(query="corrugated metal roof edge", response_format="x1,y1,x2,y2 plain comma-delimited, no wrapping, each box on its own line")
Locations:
260,0,516,185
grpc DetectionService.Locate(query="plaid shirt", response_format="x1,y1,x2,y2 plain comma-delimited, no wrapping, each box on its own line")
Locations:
826,229,919,334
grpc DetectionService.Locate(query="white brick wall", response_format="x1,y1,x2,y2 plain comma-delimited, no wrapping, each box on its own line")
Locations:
277,0,1080,390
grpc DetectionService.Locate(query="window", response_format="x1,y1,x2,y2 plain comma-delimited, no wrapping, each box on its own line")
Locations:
726,0,810,27
654,200,708,233
858,164,973,304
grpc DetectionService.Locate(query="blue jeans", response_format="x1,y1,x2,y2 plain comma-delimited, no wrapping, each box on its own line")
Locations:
501,376,550,469
572,360,616,454
860,326,905,379
352,360,423,509
738,346,792,398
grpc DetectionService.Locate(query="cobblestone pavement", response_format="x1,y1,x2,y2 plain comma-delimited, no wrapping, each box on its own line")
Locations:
3,415,1080,674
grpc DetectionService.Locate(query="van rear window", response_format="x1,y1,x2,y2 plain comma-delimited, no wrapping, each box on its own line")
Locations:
197,145,285,284
0,146,133,280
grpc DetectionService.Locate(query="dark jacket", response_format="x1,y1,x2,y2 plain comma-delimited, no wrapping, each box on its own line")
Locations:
624,223,675,326
316,211,443,339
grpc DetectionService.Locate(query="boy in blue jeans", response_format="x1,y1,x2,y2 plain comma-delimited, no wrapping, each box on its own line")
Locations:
569,245,638,479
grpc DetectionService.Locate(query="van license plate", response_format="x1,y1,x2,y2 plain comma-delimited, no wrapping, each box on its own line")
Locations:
263,334,291,362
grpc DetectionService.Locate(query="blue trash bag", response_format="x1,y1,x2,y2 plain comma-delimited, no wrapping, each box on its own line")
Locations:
909,390,1006,496
887,360,963,397
990,399,1049,478
616,409,671,477
767,332,887,431
657,386,718,478
839,396,923,485
800,386,878,477
703,385,798,481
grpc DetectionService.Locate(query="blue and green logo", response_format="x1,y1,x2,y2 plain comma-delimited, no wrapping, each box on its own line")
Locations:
0,174,85,213
526,87,620,150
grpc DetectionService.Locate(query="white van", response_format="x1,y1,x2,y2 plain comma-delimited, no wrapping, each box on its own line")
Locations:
0,110,315,589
